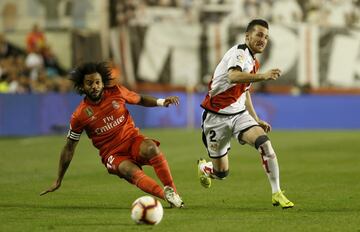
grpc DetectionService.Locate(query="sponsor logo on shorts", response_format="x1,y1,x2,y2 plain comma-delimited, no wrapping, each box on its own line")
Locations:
209,142,219,152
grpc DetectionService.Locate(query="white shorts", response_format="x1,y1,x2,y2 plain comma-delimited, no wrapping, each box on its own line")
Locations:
201,110,259,158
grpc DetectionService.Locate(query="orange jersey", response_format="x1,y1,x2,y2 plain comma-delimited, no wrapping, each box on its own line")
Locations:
26,32,46,52
67,85,141,161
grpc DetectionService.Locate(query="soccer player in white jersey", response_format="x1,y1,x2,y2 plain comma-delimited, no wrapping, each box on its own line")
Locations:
198,19,294,208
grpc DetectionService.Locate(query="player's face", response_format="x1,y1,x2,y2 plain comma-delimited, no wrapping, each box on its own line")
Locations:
246,25,269,54
83,72,104,102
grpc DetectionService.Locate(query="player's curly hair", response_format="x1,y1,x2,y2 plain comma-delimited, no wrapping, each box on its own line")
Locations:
69,62,111,95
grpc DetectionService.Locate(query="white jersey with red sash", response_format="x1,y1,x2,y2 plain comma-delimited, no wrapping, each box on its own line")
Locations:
201,44,260,115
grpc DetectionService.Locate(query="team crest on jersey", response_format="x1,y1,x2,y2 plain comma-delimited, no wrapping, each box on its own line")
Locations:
112,100,120,109
237,54,244,64
84,107,93,117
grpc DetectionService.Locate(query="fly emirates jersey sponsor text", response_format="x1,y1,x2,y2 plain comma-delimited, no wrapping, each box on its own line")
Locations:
67,85,141,162
201,44,260,115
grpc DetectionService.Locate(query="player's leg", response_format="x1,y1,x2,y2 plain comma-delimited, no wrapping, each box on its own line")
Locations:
139,139,176,191
240,126,280,193
198,155,229,178
239,126,294,208
108,157,165,199
199,111,232,187
138,138,184,208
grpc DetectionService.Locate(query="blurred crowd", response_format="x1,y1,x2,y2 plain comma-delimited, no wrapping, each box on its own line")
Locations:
0,24,71,94
114,0,360,27
1,0,359,94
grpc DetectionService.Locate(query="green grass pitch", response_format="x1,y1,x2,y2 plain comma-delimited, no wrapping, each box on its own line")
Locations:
1,129,359,232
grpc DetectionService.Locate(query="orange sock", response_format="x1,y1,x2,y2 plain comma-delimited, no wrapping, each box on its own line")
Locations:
131,170,164,199
149,154,177,192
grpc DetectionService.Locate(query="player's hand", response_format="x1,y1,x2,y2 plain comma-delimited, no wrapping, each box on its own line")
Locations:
40,179,61,196
164,96,180,107
258,120,271,133
263,69,281,80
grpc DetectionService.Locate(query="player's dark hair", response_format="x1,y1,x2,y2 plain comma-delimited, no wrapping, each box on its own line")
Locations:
69,62,111,95
246,19,269,32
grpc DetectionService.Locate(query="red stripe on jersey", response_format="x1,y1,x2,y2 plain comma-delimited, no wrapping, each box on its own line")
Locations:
201,58,259,113
253,59,260,73
201,83,250,112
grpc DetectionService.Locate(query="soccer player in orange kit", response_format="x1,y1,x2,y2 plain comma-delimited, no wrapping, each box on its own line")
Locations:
40,62,184,208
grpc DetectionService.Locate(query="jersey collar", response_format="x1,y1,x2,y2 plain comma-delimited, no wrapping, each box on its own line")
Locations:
237,43,256,60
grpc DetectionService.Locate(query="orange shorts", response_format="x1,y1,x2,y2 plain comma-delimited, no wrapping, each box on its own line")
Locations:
103,135,160,176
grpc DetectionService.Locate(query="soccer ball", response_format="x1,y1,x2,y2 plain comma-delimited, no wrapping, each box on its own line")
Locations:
131,196,163,225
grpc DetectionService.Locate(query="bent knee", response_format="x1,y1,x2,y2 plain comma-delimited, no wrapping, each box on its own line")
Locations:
140,140,160,159
255,135,276,158
147,144,159,156
254,135,270,150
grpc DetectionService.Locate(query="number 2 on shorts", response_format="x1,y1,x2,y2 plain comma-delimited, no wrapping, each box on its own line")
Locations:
209,130,216,142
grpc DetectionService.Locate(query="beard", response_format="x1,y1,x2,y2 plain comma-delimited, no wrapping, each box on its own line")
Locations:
86,89,103,102
250,42,265,54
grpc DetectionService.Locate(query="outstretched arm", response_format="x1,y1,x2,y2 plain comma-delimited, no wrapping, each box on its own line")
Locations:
40,138,78,196
245,91,271,133
138,95,180,107
228,68,281,84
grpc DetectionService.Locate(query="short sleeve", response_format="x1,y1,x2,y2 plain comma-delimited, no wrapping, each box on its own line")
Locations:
227,49,246,71
118,85,141,104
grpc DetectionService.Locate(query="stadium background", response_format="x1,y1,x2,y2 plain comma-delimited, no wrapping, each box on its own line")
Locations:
0,0,360,135
0,1,360,231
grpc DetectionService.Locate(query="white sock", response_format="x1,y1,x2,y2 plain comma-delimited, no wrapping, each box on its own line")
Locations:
259,141,281,194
